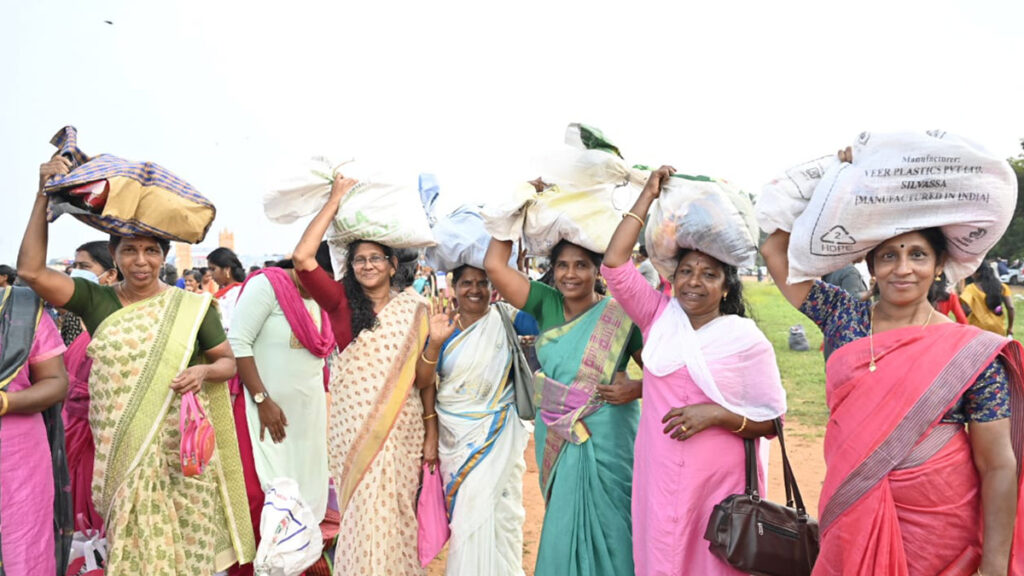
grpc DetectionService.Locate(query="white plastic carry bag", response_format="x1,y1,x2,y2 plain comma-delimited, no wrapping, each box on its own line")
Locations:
645,174,759,278
254,477,324,576
779,130,1017,283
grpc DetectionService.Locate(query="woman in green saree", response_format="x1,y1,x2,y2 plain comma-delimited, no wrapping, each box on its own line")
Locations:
485,237,643,576
17,155,255,575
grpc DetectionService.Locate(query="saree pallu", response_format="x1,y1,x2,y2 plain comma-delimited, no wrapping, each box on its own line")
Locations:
437,304,528,576
815,323,1024,576
88,289,254,575
328,289,429,576
532,298,639,576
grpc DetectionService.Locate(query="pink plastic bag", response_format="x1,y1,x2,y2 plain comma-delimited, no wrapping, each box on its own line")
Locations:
417,463,450,567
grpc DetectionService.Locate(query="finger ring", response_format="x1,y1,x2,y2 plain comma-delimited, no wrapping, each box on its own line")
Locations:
681,425,688,433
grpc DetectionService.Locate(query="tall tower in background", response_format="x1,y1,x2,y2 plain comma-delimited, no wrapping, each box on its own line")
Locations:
174,243,192,273
219,229,235,251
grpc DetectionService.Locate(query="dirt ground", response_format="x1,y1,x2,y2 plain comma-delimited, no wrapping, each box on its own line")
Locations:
427,419,825,575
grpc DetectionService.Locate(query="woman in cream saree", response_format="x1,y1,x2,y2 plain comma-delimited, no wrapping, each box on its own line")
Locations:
87,287,254,573
328,287,429,575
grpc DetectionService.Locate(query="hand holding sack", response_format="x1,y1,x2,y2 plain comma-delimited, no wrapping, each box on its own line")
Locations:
42,126,216,243
482,123,649,256
644,174,759,278
761,130,1017,284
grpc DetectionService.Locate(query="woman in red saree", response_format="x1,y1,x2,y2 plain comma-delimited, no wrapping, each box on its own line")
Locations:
763,226,1023,576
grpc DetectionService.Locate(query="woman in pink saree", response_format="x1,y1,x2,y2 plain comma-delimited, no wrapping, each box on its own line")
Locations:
764,223,1023,576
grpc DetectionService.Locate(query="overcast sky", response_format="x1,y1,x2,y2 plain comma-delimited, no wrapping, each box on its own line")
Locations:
4,0,1023,265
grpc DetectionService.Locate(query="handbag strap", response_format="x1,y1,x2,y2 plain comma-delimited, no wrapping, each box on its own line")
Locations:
495,304,524,356
743,419,810,516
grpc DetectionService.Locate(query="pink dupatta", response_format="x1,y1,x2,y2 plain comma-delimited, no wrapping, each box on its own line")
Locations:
229,268,335,395
814,322,1024,576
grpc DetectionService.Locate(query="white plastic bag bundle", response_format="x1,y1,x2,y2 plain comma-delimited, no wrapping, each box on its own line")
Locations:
756,154,839,234
254,477,324,576
481,123,649,256
264,156,350,225
782,130,1017,283
645,174,759,278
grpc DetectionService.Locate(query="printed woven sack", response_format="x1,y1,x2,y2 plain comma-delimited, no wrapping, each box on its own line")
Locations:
645,173,759,278
42,126,216,243
771,130,1017,284
482,123,649,256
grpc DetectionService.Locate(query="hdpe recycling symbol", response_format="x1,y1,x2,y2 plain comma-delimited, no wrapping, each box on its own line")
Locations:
820,226,856,245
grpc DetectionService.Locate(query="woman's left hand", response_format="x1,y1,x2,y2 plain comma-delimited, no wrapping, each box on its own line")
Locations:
595,372,642,404
662,403,725,440
422,422,440,471
171,365,208,395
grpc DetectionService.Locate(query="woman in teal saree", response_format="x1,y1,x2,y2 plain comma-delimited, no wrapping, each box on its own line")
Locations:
485,238,642,576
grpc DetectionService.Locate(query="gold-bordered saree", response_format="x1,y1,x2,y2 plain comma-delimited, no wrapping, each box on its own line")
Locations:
328,288,429,575
88,288,254,575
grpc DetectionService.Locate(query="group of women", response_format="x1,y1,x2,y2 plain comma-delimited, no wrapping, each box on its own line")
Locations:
0,149,1019,576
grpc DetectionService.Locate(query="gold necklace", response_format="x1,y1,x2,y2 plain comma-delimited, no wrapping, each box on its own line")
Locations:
868,304,934,372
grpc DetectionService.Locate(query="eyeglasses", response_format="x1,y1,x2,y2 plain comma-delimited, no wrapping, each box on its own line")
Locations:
352,255,388,268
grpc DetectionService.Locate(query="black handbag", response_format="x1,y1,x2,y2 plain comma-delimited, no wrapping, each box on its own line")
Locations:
703,418,819,576
495,304,536,420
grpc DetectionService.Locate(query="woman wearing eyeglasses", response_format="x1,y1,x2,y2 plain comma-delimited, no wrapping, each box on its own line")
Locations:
292,175,435,576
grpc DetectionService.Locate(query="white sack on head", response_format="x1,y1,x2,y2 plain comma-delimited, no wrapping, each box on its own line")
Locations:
756,154,839,234
785,130,1017,284
264,156,351,224
254,478,324,576
325,170,437,279
645,175,759,278
425,205,516,272
482,123,648,256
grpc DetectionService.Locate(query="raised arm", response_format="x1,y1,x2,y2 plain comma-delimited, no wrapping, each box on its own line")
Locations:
484,238,531,309
293,174,357,272
760,230,814,309
605,165,675,268
18,157,76,307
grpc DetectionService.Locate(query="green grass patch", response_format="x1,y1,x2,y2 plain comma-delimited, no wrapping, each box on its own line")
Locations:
743,280,827,433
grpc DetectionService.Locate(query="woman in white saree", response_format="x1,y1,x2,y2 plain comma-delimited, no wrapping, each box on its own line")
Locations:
417,265,531,576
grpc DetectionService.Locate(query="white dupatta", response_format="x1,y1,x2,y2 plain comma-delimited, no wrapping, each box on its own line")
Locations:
642,299,787,422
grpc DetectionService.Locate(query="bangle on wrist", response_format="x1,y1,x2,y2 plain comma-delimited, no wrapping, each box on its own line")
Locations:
0,390,8,416
421,352,438,365
732,416,748,434
623,212,645,227
422,412,437,421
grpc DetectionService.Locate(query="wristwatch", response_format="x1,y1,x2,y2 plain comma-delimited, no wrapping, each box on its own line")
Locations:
253,392,269,405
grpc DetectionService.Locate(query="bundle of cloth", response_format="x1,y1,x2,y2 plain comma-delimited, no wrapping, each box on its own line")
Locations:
265,158,437,278
483,123,649,256
756,130,1018,283
41,126,216,243
424,204,515,272
644,173,759,277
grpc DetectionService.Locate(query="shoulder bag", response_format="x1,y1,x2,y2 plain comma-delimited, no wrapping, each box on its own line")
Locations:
495,304,536,420
703,418,819,576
